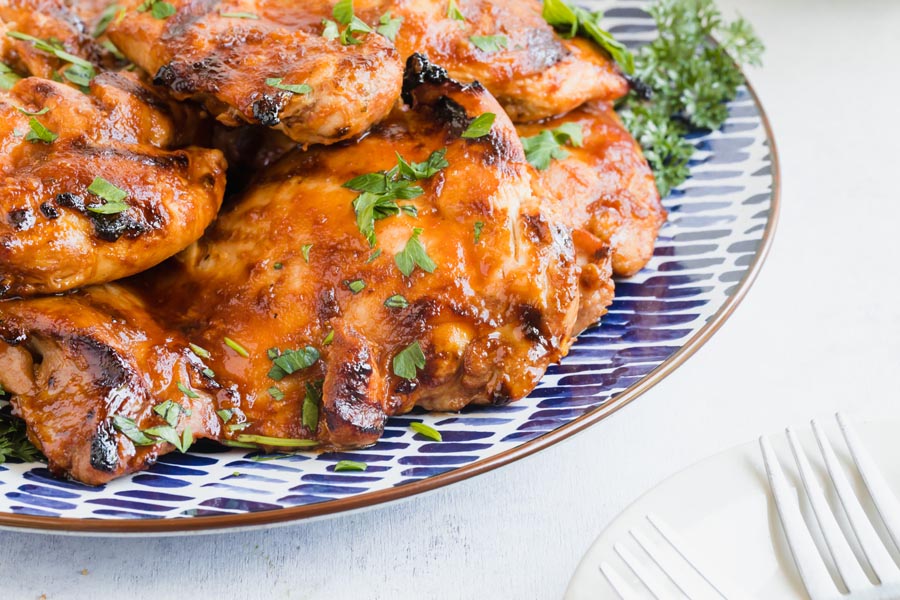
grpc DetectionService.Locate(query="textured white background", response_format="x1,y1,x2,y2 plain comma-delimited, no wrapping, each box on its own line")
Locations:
3,0,900,598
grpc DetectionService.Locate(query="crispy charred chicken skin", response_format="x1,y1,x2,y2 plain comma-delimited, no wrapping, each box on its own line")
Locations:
0,72,226,297
107,0,403,146
518,103,664,330
0,284,221,485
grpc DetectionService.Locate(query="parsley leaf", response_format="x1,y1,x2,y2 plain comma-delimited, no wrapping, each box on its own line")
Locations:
447,0,465,21
346,279,365,294
301,243,313,262
473,221,484,243
302,381,321,432
221,11,259,19
334,460,367,471
410,421,442,442
25,117,57,144
329,0,373,45
265,77,311,95
188,343,210,359
153,400,183,427
267,346,320,381
469,34,507,53
234,434,318,448
0,410,42,464
541,0,633,74
86,177,129,213
617,0,764,196
395,227,437,277
520,123,584,171
461,113,495,139
384,294,409,309
224,336,250,357
0,63,22,91
112,415,155,446
94,4,124,37
393,340,426,380
267,386,285,401
377,11,403,42
176,382,199,399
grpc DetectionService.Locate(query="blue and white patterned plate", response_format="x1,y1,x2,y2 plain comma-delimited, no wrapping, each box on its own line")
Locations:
0,1,778,535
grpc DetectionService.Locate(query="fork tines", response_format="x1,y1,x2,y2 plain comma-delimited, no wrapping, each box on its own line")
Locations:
760,413,900,600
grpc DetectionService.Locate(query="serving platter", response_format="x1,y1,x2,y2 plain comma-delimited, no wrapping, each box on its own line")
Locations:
0,0,779,535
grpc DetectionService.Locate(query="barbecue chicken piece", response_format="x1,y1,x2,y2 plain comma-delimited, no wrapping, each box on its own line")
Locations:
0,284,221,486
517,102,665,331
351,0,629,121
141,55,580,450
107,0,403,146
0,0,123,80
0,72,227,298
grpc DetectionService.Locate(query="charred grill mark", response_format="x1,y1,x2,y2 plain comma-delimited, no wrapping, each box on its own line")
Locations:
316,288,340,322
89,419,119,472
39,202,59,219
518,304,546,344
326,348,384,435
251,94,284,126
154,56,225,95
401,53,450,105
489,383,513,407
521,213,551,245
70,335,130,390
8,208,35,231
96,72,171,114
55,192,85,210
90,212,151,242
434,97,470,136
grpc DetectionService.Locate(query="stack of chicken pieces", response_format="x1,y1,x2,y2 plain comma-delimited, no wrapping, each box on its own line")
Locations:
0,0,665,485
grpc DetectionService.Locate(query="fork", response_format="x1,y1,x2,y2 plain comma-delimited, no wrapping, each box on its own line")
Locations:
599,513,753,599
760,413,900,599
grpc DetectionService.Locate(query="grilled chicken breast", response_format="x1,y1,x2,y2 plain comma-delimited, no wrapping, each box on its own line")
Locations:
359,0,629,121
146,55,579,448
0,72,226,297
517,102,665,330
107,0,403,146
0,284,220,485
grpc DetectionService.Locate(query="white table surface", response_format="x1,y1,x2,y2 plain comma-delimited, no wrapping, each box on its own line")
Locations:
4,1,900,598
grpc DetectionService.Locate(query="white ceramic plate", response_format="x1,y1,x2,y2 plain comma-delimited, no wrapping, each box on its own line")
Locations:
566,415,900,599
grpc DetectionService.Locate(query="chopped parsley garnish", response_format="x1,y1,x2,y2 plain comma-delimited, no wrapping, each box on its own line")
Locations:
410,421,442,442
267,346,320,381
265,77,312,95
393,340,426,380
302,381,321,432
176,382,199,399
344,149,448,247
144,424,192,452
0,63,22,91
322,330,334,345
94,4,124,37
226,421,252,432
323,0,373,45
469,35,507,53
473,221,484,243
334,460,367,472
86,177,129,213
221,11,259,19
112,415,155,445
224,336,250,358
15,106,49,116
188,343,210,359
153,400,183,427
461,113,495,139
395,227,437,277
617,0,764,197
366,248,382,263
138,0,176,19
0,411,42,464
377,11,403,42
202,368,216,378
520,123,584,171
234,434,318,448
301,244,312,262
63,63,95,88
273,262,283,270
24,118,58,144
6,32,97,91
541,0,634,74
216,409,233,423
267,386,285,401
384,294,409,309
346,279,365,294
447,0,465,21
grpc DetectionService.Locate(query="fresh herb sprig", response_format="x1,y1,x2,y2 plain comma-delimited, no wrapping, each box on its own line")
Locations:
617,0,764,196
0,401,42,465
542,0,634,73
